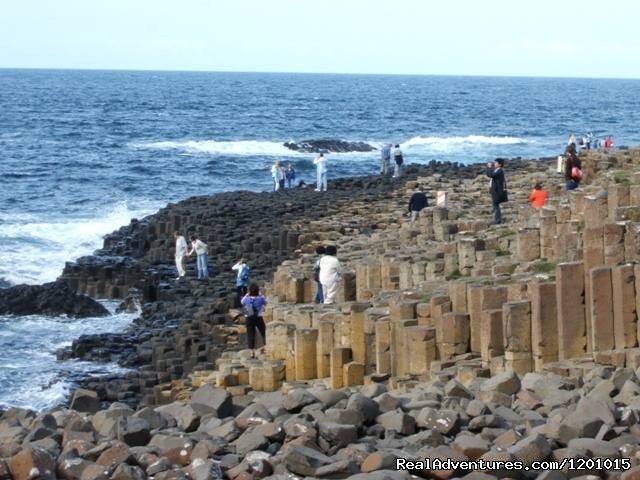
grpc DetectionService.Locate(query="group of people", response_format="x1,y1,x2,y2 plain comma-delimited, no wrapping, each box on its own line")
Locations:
173,232,210,280
271,160,296,191
380,143,405,177
568,132,614,151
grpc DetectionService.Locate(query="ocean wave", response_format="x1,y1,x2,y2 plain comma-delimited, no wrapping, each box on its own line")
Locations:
0,202,154,285
402,135,529,148
132,139,298,157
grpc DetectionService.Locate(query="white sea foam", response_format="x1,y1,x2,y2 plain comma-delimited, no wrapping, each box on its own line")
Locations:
0,202,154,285
0,303,135,411
133,139,297,156
402,135,529,149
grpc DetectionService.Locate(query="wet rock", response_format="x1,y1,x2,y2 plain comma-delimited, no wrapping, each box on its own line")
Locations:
0,282,109,318
283,139,376,153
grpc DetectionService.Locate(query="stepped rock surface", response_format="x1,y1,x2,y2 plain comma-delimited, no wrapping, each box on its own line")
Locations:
4,149,640,479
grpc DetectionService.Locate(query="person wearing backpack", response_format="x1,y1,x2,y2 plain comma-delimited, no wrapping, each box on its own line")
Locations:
240,283,267,353
313,245,326,304
232,258,250,307
392,144,404,178
486,158,507,225
564,146,582,191
188,235,209,279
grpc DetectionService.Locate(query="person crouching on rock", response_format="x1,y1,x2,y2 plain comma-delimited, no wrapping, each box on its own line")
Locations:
319,245,342,304
241,283,267,354
232,258,250,307
529,183,548,209
174,231,188,280
188,235,209,279
408,188,428,223
313,245,326,304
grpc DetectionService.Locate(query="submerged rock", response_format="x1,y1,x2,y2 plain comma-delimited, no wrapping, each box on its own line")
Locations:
284,139,376,153
0,282,109,318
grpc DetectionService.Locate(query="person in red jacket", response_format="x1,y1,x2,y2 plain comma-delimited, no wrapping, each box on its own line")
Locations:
529,183,548,208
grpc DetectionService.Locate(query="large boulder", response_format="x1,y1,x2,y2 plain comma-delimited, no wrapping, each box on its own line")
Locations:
0,282,109,318
190,385,232,418
283,139,377,153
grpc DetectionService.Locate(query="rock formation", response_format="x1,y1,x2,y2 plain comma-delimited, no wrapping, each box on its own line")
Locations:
283,139,377,153
0,282,109,318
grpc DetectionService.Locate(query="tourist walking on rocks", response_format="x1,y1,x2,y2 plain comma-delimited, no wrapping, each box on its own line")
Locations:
319,245,342,304
313,245,326,304
564,147,582,191
408,189,428,223
486,158,507,225
392,144,404,178
174,231,188,279
528,183,549,209
285,162,296,188
380,143,392,175
188,235,209,279
314,152,327,192
241,283,267,352
232,258,251,307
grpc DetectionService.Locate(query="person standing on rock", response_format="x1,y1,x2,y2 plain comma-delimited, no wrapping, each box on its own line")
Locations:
174,231,188,279
381,143,392,175
313,152,327,192
188,235,209,279
392,144,404,178
319,245,342,304
232,258,251,306
564,146,582,191
271,160,281,191
285,162,296,188
241,283,267,354
485,158,507,225
408,189,428,223
313,245,326,304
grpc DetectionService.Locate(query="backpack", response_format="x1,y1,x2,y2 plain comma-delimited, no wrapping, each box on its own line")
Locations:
243,298,257,318
571,166,583,182
239,265,250,283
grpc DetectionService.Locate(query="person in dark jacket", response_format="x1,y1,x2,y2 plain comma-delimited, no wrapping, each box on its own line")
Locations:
486,158,507,225
564,146,582,191
408,189,428,223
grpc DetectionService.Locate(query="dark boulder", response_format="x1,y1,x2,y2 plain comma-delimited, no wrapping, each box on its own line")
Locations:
0,282,109,318
284,139,376,153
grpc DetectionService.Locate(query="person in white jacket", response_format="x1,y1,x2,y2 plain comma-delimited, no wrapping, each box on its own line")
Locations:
188,235,209,279
174,231,188,279
318,245,342,304
313,152,327,192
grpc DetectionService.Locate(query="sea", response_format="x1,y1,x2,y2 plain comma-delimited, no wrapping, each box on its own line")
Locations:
1,69,640,409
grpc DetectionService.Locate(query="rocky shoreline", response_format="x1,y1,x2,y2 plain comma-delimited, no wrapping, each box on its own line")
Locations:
4,150,640,479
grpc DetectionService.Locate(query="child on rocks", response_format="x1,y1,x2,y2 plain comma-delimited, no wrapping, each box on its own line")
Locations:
528,183,549,209
241,283,267,352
